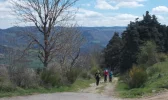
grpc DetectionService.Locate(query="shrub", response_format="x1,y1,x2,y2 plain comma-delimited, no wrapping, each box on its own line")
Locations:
41,69,61,87
147,66,161,77
90,66,102,76
128,66,147,88
0,82,15,92
119,72,129,83
0,66,16,91
80,70,91,79
66,68,80,84
158,53,167,62
11,67,40,88
90,66,98,75
137,41,158,66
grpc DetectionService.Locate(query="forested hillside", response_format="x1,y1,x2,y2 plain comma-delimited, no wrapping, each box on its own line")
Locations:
104,11,168,98
0,27,125,49
104,11,168,73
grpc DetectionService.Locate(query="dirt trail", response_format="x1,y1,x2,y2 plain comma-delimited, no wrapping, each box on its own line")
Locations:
78,77,123,100
1,77,168,100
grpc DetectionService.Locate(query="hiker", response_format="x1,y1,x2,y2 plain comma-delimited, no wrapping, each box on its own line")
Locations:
95,70,101,86
104,69,108,82
109,70,113,82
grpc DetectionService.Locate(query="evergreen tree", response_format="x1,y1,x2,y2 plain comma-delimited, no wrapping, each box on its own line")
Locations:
104,11,168,73
119,11,168,73
165,26,168,51
104,32,123,72
120,22,140,72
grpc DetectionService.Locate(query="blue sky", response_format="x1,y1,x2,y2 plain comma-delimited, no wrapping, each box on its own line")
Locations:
0,0,168,29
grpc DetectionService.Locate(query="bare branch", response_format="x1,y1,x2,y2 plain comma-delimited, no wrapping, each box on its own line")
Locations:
11,0,79,68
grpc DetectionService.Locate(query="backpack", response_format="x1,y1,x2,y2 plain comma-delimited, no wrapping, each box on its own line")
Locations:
95,73,100,78
109,71,112,77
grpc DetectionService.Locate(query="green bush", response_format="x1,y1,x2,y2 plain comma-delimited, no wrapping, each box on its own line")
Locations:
137,41,158,66
128,66,147,88
66,68,80,84
0,66,16,92
90,67,97,75
11,67,39,88
0,82,16,92
158,53,167,62
80,70,91,79
119,72,129,83
147,66,161,76
90,66,102,76
137,48,148,65
41,69,61,87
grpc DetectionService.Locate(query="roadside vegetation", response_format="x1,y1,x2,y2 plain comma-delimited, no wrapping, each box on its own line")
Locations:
103,11,168,98
0,46,102,98
116,58,168,98
0,0,106,98
0,78,94,98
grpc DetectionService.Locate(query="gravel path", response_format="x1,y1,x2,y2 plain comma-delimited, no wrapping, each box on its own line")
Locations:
0,78,122,100
0,78,168,100
0,93,121,100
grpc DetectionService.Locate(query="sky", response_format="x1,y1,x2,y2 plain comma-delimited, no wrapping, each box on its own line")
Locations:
0,0,168,29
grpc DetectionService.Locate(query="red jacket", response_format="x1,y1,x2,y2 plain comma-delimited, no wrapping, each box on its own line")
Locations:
104,70,108,75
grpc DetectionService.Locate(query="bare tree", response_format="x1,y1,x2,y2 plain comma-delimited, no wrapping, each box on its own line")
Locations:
11,0,78,68
56,26,84,73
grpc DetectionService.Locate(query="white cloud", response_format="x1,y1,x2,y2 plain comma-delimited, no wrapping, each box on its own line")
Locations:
146,12,168,25
1,0,168,29
95,0,145,10
77,8,103,18
153,15,168,25
117,1,144,8
95,0,118,10
112,0,146,2
75,8,141,27
115,14,139,20
0,0,12,12
156,15,165,21
0,0,15,19
151,6,168,25
0,0,17,29
152,6,168,14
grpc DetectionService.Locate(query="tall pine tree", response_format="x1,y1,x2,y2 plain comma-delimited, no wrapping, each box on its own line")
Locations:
104,32,123,72
120,22,140,72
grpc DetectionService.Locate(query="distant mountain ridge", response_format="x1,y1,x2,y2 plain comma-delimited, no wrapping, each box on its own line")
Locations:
79,27,125,47
0,26,126,51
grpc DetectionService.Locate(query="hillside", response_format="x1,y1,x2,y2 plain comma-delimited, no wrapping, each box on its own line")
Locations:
0,26,125,67
117,60,168,98
79,27,125,47
0,26,126,50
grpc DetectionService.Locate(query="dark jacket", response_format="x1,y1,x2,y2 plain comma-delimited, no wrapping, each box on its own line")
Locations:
95,72,101,79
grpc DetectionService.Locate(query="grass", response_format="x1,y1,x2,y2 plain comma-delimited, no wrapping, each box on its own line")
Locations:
0,79,94,98
116,82,158,98
116,60,168,98
68,78,94,92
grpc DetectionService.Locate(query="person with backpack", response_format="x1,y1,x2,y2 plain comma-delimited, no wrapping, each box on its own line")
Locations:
104,69,108,82
109,70,113,82
95,70,101,86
